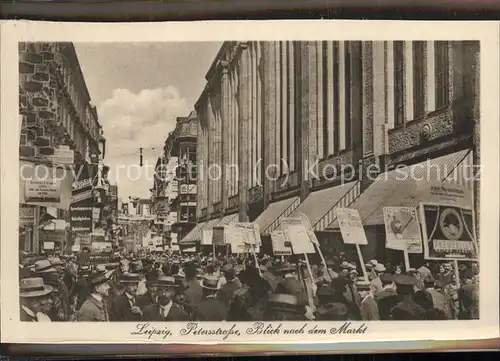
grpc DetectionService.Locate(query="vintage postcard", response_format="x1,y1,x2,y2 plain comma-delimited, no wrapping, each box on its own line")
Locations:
0,20,498,345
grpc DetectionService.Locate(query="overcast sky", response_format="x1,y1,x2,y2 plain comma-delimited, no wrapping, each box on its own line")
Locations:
74,42,222,201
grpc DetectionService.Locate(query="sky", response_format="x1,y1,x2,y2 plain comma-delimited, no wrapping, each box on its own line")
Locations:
74,42,222,201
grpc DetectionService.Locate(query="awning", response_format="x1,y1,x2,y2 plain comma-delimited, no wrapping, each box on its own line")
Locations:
254,196,301,235
179,221,207,244
327,149,472,229
217,213,239,227
289,181,361,231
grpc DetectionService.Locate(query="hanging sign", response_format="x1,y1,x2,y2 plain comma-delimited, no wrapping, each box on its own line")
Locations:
25,179,61,203
270,230,293,256
281,217,315,254
19,206,35,227
201,229,213,245
383,207,423,253
335,208,368,245
419,202,478,261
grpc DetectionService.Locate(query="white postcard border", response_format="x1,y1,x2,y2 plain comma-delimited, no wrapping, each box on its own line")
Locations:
1,20,499,344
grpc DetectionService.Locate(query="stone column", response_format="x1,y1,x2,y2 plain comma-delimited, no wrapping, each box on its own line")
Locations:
262,42,277,209
206,92,215,215
220,61,230,214
299,41,318,201
238,43,250,222
363,41,374,158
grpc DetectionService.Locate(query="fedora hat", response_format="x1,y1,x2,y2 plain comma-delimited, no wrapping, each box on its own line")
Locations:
120,273,142,284
154,276,179,289
200,275,220,290
19,277,53,298
279,262,296,273
88,272,110,287
267,293,302,313
34,259,57,274
340,261,351,269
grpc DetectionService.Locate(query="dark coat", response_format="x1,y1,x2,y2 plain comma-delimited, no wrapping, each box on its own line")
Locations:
142,302,189,321
360,294,380,321
184,279,204,310
136,292,155,309
217,279,241,306
275,277,308,306
109,293,142,321
374,288,399,320
20,307,38,322
76,295,109,322
193,296,228,321
390,295,427,320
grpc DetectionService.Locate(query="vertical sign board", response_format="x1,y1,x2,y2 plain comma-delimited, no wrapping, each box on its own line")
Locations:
224,223,261,254
335,208,368,245
383,207,423,253
281,217,316,254
70,164,95,235
270,230,293,256
419,203,478,261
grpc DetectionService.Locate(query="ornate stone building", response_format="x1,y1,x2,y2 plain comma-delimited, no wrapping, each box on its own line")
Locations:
181,41,479,262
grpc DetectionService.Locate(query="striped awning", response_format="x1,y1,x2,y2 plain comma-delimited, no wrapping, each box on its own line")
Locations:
217,213,239,227
289,181,361,231
179,221,207,244
327,149,472,229
255,196,301,235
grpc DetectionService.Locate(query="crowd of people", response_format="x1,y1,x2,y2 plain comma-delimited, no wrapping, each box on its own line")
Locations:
18,249,480,322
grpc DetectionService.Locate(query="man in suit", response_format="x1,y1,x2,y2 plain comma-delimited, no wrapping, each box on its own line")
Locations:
217,265,242,307
182,262,204,316
357,278,380,321
136,271,159,309
423,277,452,319
374,273,399,320
76,272,111,322
142,276,189,321
390,275,426,320
193,275,228,321
19,277,53,322
109,273,143,321
275,263,308,307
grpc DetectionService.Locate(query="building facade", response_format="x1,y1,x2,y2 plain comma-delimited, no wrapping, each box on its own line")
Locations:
182,41,479,262
19,42,104,254
163,112,198,249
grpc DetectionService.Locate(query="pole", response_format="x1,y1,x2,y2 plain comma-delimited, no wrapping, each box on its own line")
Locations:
315,244,331,282
245,227,261,275
454,259,461,289
355,244,368,282
403,249,411,272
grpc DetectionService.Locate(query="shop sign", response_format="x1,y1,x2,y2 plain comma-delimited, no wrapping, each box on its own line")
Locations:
71,190,92,204
47,147,74,165
335,208,368,246
40,229,65,243
419,202,478,261
43,242,55,250
70,205,92,233
383,207,423,253
73,178,92,192
25,179,61,203
19,206,35,227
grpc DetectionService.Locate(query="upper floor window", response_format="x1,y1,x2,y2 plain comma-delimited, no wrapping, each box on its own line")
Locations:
394,41,405,127
413,41,426,119
435,41,450,109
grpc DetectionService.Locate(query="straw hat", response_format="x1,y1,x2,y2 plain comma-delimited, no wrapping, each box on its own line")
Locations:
19,277,53,298
355,278,371,291
120,273,142,284
267,293,303,313
34,259,57,274
200,275,220,290
374,263,386,272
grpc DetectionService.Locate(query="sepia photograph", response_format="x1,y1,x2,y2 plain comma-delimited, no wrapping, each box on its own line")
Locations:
1,21,498,345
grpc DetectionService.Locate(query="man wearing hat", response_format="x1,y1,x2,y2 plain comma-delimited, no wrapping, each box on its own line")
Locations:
76,272,111,322
109,273,143,321
356,278,379,321
390,275,426,320
423,277,452,319
217,264,242,307
33,259,70,321
343,269,362,313
182,262,204,315
315,282,349,321
142,276,189,321
193,275,228,321
275,262,308,307
263,294,307,321
20,277,54,322
374,273,399,320
370,263,386,295
136,271,160,309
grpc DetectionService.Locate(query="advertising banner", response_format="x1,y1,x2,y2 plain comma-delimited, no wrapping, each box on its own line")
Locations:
40,229,66,244
19,205,35,227
281,217,315,254
270,230,293,256
419,203,478,261
335,208,368,245
70,164,96,234
224,222,261,254
383,207,423,253
19,160,73,209
416,180,473,209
